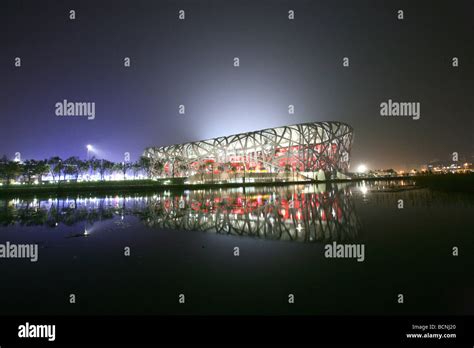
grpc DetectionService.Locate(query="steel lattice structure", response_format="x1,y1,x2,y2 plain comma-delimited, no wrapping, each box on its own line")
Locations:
143,121,353,179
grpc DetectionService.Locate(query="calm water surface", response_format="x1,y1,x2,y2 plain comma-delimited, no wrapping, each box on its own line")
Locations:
0,180,472,315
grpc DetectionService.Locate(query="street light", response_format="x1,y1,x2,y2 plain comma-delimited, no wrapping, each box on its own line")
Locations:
356,164,368,174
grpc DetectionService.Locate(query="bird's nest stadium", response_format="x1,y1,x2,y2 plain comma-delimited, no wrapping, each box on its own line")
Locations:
143,121,353,183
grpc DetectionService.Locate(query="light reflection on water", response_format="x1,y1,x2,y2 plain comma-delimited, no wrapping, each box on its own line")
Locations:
0,183,361,243
0,179,473,315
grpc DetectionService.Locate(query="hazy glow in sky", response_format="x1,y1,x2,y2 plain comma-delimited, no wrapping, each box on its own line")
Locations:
1,0,473,170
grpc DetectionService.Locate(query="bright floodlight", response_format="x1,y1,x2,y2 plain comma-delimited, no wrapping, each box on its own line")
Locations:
356,164,368,173
86,144,93,150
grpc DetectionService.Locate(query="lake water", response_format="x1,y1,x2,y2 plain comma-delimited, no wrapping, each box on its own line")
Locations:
0,180,472,315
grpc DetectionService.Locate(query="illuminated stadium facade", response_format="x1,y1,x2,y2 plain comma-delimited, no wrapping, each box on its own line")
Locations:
143,122,353,183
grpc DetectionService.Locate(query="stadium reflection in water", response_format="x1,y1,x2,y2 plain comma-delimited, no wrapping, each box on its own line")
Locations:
0,183,360,243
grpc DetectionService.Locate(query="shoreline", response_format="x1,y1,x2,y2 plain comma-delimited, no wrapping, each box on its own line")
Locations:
0,174,471,197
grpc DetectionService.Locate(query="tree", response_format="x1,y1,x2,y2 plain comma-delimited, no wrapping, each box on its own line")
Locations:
138,156,152,178
230,165,237,182
115,162,132,180
131,161,141,179
98,159,114,181
20,159,49,184
295,166,301,182
35,160,50,183
22,160,40,184
47,156,63,182
63,157,81,181
152,160,164,178
88,157,101,180
283,164,291,180
198,162,207,183
172,156,187,178
206,160,214,183
78,160,90,181
0,156,21,185
178,162,188,177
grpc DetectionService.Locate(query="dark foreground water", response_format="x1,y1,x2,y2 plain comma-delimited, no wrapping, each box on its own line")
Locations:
0,180,472,315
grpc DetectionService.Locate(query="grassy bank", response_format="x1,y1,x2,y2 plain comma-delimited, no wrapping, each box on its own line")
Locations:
0,179,183,197
0,178,316,198
0,173,471,197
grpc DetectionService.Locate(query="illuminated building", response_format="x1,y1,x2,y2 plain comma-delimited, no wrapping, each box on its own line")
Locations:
143,122,354,182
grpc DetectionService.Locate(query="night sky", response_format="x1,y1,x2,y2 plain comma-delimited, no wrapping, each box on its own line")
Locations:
1,0,473,170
